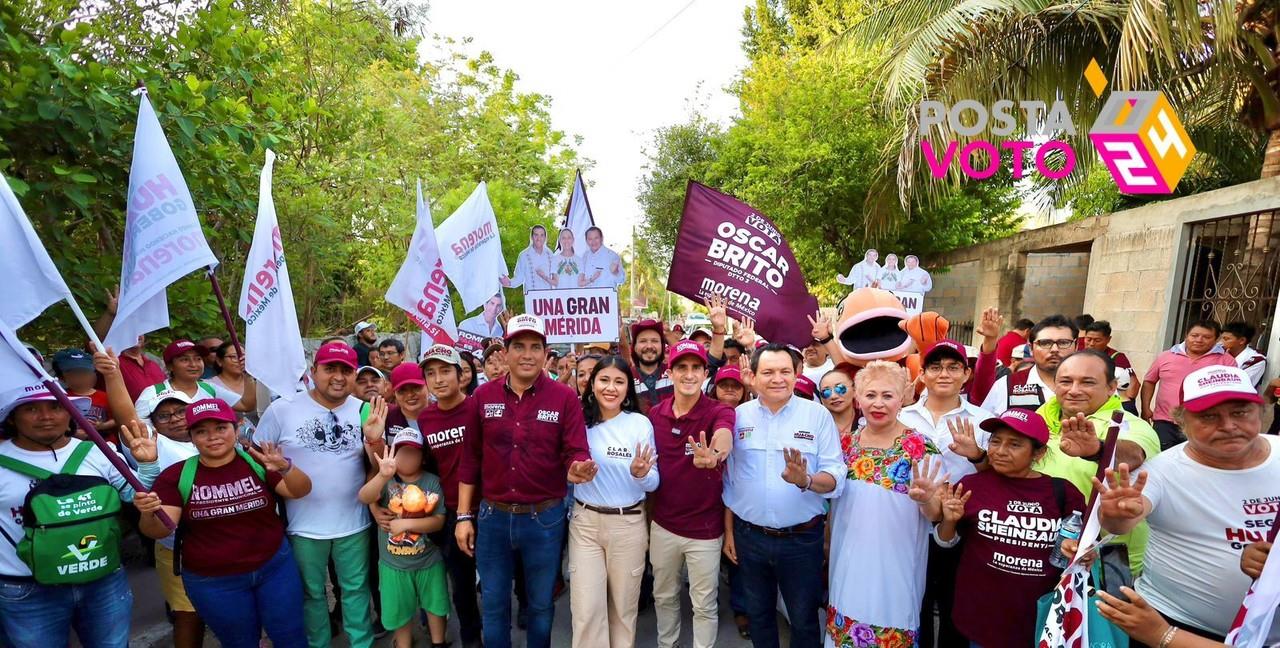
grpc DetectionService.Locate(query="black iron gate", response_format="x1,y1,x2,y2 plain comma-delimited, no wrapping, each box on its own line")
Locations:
1173,211,1280,353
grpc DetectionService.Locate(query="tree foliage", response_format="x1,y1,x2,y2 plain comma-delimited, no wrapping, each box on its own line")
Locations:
2,0,582,349
638,1,1020,305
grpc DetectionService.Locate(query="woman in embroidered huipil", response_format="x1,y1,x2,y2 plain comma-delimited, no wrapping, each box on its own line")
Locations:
826,361,943,648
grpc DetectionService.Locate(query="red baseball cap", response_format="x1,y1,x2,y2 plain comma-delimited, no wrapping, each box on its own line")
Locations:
185,399,237,428
923,339,967,365
630,319,664,341
1180,365,1264,413
163,339,199,364
667,340,707,369
390,363,426,391
980,408,1050,445
314,342,358,369
794,374,817,399
715,366,745,386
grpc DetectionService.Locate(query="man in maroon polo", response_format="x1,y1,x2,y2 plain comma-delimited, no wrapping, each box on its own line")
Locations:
454,314,595,648
647,340,735,648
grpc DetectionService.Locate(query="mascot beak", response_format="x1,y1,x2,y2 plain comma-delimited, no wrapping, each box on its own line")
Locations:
833,289,913,362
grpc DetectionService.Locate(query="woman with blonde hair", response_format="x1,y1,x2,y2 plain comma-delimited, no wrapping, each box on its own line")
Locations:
825,361,944,647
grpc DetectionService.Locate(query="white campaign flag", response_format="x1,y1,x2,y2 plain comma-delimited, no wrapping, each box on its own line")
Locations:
386,180,458,346
1227,520,1280,647
0,316,53,397
238,150,306,399
435,182,509,312
0,173,74,329
560,169,595,251
105,93,218,352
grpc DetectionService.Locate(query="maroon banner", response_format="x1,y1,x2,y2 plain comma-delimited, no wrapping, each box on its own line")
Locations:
667,182,819,348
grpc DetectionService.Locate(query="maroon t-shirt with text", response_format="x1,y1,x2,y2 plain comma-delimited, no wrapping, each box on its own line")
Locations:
951,470,1085,648
154,457,285,577
647,394,735,540
417,398,478,511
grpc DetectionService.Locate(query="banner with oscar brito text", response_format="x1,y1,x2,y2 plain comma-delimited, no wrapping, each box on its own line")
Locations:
524,288,619,344
667,182,818,348
105,92,218,352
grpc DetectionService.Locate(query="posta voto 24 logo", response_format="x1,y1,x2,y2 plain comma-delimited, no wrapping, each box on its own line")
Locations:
917,58,1196,193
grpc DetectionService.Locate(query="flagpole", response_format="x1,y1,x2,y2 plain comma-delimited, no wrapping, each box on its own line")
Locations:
206,266,244,357
64,296,106,353
3,330,176,530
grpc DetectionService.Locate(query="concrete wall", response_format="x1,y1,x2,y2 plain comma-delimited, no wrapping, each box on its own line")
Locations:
1021,252,1091,323
928,260,980,330
927,176,1280,377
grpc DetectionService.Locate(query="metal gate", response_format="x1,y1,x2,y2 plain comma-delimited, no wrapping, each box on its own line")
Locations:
1173,211,1280,353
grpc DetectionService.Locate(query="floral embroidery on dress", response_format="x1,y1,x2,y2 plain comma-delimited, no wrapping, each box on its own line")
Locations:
556,257,580,276
842,428,939,495
826,604,918,647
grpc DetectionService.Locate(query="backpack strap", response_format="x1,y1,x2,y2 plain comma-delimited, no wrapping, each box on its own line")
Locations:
177,456,200,505
235,447,267,482
197,381,216,398
360,402,371,427
60,442,96,475
1050,477,1067,516
0,454,52,480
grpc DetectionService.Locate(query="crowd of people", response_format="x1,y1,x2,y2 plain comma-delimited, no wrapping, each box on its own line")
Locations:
1,292,1278,648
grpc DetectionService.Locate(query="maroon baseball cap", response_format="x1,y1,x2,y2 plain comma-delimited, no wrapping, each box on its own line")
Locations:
630,319,664,341
980,408,1050,445
1180,365,1264,413
314,342,358,369
794,374,817,399
715,366,744,386
390,363,426,391
163,339,199,364
923,339,967,365
185,399,237,428
667,340,707,369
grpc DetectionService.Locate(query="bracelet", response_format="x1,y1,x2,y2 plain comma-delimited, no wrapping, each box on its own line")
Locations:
814,334,834,344
456,514,475,523
712,328,726,336
1082,442,1106,463
1157,626,1178,648
967,450,988,465
798,473,813,492
279,458,294,475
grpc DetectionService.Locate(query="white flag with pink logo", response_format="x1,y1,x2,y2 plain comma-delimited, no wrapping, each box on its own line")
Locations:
385,180,458,346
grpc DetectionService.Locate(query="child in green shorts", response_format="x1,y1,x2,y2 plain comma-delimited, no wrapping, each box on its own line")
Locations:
358,427,449,648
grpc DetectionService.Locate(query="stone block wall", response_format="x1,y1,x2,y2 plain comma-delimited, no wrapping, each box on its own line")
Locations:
1020,252,1091,322
928,260,980,340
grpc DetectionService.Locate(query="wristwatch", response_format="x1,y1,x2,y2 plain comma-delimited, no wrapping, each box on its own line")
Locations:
967,450,988,465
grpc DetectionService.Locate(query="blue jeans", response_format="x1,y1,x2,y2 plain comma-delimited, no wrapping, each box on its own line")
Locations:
182,540,308,648
0,567,132,648
476,499,567,648
734,516,826,648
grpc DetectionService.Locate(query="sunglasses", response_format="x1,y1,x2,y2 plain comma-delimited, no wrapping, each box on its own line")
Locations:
819,384,849,399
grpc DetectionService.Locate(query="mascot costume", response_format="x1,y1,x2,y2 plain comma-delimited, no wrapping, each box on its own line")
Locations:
820,287,950,384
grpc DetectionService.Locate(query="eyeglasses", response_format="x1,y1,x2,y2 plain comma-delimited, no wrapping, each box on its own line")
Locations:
924,363,967,376
152,411,183,424
819,384,849,399
1034,339,1076,351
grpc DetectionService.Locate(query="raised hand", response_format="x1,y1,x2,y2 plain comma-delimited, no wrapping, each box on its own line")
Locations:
362,396,387,443
688,431,719,469
375,446,398,478
946,418,983,461
498,309,512,328
1242,541,1272,579
1092,463,1148,520
706,295,728,333
734,317,757,348
248,442,291,473
105,285,119,316
780,447,810,488
908,455,949,503
568,459,599,484
630,443,655,479
1059,413,1102,459
120,420,158,464
975,306,1003,340
940,482,970,523
499,275,513,288
807,310,832,340
93,348,120,377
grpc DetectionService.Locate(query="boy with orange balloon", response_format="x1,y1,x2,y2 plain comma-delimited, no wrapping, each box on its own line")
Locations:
358,427,449,648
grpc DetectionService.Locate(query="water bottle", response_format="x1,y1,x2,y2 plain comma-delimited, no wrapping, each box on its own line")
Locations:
1049,510,1084,568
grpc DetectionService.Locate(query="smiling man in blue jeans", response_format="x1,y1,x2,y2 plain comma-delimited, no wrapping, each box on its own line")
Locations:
454,314,596,648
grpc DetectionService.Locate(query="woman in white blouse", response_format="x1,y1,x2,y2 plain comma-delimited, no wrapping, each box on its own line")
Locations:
568,355,658,648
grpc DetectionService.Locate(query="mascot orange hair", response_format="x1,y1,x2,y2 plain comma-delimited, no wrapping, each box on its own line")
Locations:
824,288,949,383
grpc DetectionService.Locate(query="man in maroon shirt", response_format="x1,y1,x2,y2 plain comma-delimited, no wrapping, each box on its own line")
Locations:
454,314,594,648
417,344,482,647
118,336,168,402
995,318,1035,368
647,340,735,648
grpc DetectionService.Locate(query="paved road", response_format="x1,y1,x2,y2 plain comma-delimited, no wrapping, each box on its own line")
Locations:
125,556,790,647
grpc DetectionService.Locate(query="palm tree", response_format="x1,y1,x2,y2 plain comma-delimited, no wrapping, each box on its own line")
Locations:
834,0,1277,222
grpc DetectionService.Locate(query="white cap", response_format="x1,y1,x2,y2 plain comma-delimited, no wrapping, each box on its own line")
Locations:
355,321,376,335
391,426,424,449
1180,365,1263,413
0,384,88,422
421,344,462,367
504,313,546,343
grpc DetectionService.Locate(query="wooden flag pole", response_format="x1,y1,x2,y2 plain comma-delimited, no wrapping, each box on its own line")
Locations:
206,266,244,358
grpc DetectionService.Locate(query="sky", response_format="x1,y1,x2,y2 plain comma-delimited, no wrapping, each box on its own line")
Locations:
423,0,751,245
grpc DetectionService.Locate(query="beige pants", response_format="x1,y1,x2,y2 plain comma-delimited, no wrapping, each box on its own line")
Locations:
649,521,722,648
568,503,650,648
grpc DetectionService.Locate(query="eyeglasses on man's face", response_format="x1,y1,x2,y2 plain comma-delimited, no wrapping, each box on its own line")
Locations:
1033,339,1076,351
